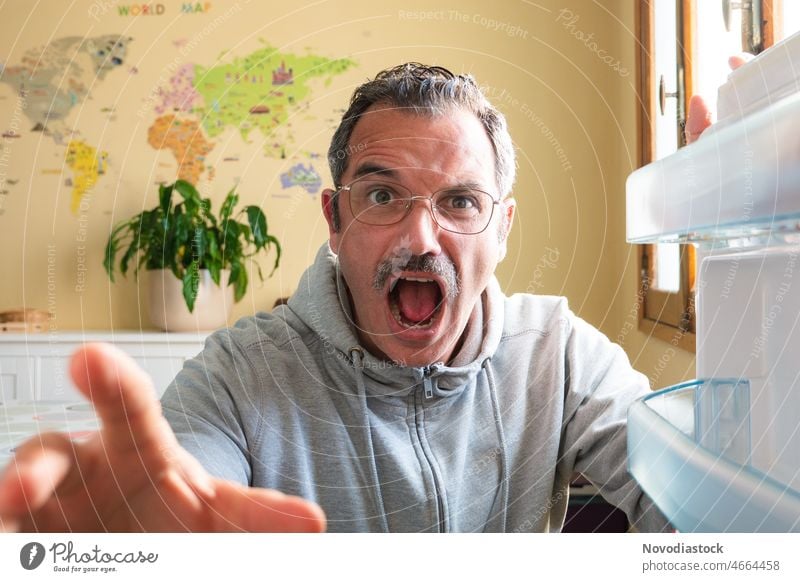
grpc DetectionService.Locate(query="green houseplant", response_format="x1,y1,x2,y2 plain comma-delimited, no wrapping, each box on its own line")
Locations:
104,180,281,316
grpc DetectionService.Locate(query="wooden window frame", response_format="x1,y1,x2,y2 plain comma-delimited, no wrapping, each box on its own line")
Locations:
634,0,696,353
634,0,780,353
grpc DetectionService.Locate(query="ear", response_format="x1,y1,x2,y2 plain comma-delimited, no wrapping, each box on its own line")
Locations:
497,196,516,261
321,188,341,254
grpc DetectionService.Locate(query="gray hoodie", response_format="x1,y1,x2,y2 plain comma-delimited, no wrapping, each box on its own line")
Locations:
161,244,669,532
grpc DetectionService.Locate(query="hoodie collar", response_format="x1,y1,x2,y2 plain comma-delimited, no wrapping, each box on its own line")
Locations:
289,244,505,398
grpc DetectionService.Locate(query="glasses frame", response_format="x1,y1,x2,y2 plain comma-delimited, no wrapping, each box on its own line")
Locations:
335,177,502,235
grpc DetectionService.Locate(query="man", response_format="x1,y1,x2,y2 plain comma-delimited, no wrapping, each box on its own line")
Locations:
0,63,712,532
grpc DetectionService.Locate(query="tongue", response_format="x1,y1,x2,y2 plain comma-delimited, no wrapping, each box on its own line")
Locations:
396,279,440,324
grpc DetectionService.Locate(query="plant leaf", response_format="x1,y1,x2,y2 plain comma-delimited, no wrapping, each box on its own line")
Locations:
182,262,199,313
119,227,140,276
206,230,221,285
231,260,248,302
246,206,267,248
193,226,207,267
206,229,221,260
252,258,264,283
103,236,118,282
159,182,173,215
201,197,217,226
174,180,201,216
266,234,282,274
208,262,221,286
220,189,239,223
222,220,240,260
237,221,251,243
103,179,282,309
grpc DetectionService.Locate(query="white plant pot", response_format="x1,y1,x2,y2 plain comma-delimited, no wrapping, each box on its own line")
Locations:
148,269,234,332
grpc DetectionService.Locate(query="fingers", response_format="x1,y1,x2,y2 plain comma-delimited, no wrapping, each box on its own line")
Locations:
0,433,75,529
685,94,713,144
204,480,326,533
729,52,754,70
684,52,752,145
70,343,179,462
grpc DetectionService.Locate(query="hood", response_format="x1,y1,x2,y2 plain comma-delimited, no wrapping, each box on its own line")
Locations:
288,243,505,398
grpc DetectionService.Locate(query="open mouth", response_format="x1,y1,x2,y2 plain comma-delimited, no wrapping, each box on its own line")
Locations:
387,275,445,329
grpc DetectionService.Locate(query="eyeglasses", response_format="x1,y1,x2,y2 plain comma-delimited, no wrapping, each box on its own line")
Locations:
336,177,501,235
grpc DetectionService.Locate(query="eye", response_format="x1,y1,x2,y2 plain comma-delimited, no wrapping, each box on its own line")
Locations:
366,187,396,205
440,191,481,212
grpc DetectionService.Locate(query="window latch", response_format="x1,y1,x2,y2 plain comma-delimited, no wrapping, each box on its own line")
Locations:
721,0,763,54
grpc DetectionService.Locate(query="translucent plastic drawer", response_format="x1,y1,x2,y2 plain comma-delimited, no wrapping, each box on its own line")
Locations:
627,379,800,532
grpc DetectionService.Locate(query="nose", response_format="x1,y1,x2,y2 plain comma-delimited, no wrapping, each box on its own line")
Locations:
403,198,442,256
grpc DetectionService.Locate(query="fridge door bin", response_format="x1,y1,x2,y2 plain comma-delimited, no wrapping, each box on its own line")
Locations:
627,379,800,532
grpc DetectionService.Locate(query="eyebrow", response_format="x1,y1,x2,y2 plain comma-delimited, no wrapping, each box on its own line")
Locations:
352,163,398,180
351,163,489,192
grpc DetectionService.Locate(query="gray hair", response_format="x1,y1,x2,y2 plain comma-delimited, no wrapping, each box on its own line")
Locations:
327,63,516,231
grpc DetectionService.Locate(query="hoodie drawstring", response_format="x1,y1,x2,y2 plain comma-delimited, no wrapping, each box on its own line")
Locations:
350,347,390,533
484,358,510,532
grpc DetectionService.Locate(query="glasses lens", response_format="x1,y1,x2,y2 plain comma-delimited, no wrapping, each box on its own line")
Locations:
346,179,495,234
431,189,495,234
348,180,412,225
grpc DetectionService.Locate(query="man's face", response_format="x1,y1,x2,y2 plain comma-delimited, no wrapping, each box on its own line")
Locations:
322,106,515,367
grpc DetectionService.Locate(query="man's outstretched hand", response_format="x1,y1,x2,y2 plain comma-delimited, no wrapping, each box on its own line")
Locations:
0,343,326,532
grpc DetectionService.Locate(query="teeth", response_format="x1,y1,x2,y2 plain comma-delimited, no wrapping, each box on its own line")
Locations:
388,276,435,293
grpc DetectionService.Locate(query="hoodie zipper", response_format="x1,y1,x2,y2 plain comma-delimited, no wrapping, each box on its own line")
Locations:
416,365,446,532
422,363,441,399
423,369,435,399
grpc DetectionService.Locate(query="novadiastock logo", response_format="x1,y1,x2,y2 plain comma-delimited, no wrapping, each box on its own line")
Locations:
20,542,46,570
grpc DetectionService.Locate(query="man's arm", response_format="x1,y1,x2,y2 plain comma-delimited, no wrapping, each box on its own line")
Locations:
558,314,672,532
160,330,260,486
0,343,325,532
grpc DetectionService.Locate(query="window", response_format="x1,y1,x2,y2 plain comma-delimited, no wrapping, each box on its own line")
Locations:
634,0,797,352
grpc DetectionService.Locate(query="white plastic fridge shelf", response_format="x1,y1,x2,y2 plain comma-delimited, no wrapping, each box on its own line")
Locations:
626,91,800,245
627,380,800,532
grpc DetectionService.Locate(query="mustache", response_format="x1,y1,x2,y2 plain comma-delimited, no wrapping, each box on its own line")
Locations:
373,254,461,301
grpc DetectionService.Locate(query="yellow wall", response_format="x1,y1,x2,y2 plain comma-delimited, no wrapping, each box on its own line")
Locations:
598,2,696,388
0,0,694,386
